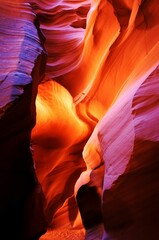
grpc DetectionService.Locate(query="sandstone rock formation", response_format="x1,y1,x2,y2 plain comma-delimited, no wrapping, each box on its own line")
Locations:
0,1,47,239
0,0,159,239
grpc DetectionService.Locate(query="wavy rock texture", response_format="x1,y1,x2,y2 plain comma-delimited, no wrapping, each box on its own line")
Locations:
74,0,159,239
0,1,47,239
0,1,44,116
30,0,90,78
1,0,159,239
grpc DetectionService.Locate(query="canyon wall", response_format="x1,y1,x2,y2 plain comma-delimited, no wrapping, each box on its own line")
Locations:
0,0,159,239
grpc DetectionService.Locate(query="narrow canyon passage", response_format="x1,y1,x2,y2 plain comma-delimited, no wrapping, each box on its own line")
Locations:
0,0,159,239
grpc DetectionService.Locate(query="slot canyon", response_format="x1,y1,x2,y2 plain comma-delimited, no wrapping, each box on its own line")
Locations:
0,0,159,239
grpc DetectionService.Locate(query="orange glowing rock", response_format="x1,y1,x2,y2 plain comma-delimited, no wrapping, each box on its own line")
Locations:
31,79,90,227
75,0,159,239
1,0,159,239
34,0,159,238
30,0,90,78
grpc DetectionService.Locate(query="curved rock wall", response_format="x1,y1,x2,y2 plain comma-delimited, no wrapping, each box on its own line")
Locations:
1,0,159,239
0,1,47,239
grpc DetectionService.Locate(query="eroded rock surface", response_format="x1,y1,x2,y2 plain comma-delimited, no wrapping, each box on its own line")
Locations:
0,0,159,239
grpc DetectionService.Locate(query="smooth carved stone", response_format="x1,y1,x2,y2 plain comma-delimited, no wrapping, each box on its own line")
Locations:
1,0,159,239
0,1,47,239
0,2,44,116
31,0,90,78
